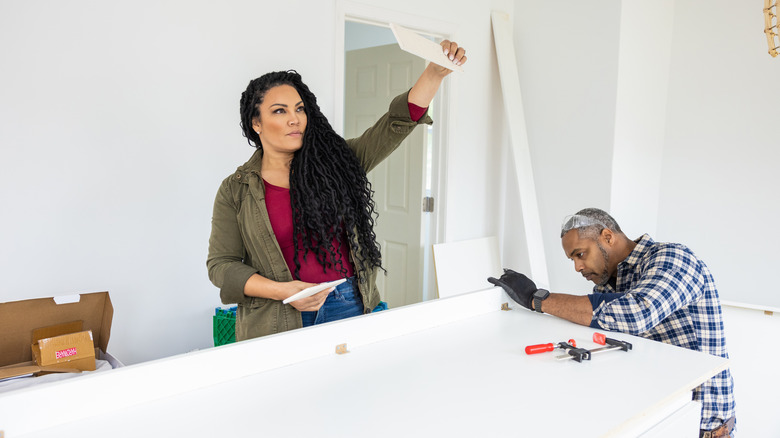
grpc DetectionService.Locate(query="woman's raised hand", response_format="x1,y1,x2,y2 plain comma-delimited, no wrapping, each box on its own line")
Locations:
437,39,467,73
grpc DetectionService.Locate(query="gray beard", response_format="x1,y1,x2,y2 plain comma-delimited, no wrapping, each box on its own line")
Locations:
595,242,611,286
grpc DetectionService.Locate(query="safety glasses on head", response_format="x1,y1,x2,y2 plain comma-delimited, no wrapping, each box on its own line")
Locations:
561,214,607,235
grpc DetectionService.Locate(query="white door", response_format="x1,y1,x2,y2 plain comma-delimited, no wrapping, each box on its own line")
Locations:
345,44,427,308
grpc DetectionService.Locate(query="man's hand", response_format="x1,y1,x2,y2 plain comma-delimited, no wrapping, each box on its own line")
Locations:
487,269,537,310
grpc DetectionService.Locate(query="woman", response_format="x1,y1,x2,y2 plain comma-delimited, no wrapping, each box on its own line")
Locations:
207,41,467,341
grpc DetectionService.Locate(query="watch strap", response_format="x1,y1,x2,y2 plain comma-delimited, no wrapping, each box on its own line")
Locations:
533,289,549,313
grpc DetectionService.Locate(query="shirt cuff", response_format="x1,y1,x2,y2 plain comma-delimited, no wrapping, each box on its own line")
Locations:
220,263,260,305
588,292,626,328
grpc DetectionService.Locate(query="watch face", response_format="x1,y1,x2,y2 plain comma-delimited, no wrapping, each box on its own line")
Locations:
534,289,550,299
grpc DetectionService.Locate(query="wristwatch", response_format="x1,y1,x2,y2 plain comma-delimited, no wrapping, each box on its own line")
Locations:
533,289,550,313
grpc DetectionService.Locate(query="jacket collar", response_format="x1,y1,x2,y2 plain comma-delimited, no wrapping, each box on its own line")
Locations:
233,148,263,183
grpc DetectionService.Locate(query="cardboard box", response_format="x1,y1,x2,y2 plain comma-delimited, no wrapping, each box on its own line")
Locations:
0,292,113,380
31,321,97,372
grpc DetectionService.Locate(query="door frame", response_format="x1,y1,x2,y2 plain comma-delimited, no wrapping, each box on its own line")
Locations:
335,1,458,301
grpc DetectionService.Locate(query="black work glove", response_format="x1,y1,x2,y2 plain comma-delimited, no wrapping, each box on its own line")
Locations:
487,268,537,310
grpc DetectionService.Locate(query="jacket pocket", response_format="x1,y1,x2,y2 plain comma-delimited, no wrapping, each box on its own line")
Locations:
236,300,275,341
389,119,418,135
248,296,270,310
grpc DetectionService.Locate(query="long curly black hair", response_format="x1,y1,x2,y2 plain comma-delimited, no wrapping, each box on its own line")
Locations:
239,70,382,280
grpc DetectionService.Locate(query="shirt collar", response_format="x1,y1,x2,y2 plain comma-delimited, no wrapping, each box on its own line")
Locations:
621,234,655,268
593,233,654,293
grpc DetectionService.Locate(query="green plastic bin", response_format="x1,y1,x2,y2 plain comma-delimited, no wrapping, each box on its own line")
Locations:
213,306,237,347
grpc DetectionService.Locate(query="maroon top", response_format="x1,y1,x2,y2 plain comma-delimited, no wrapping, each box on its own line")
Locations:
263,102,427,282
263,179,354,282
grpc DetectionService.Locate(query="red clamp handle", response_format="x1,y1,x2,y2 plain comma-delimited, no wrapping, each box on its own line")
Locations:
525,339,576,355
525,343,554,354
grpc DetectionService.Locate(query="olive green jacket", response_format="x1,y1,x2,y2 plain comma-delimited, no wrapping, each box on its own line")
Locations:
207,90,432,341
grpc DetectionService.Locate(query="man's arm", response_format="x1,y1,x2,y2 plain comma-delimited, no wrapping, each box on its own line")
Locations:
488,270,598,327
535,294,594,326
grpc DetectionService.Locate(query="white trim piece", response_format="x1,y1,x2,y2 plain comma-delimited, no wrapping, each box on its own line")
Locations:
639,399,702,438
0,288,504,437
0,287,729,437
433,236,501,298
721,300,780,313
490,11,550,288
618,392,696,437
333,4,345,136
390,23,464,72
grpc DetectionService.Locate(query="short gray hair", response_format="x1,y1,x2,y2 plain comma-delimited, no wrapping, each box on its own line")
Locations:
560,208,623,240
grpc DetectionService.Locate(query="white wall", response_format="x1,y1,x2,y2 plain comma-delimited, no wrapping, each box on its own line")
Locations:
507,1,780,435
659,0,780,310
508,0,621,292
510,0,780,309
658,4,780,431
722,305,780,436
0,0,512,365
610,1,675,238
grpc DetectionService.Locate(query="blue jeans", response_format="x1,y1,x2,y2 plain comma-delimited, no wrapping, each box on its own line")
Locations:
301,277,364,327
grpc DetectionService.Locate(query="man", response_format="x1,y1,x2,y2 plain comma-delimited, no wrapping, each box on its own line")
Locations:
489,208,736,438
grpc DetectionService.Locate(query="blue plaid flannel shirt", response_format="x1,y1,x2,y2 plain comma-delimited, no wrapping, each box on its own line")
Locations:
589,234,736,430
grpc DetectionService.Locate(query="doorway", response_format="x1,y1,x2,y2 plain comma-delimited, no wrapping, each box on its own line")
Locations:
343,20,444,307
